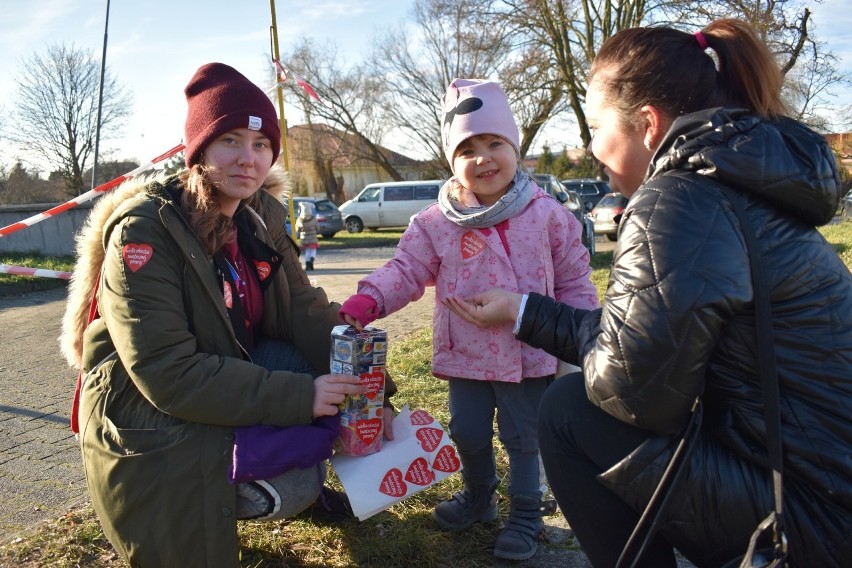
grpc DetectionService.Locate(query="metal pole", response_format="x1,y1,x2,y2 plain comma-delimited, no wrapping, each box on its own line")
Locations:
91,0,110,190
269,0,296,234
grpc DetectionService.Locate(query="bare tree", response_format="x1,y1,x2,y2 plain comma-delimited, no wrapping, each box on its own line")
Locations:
500,43,574,157
371,0,540,171
286,39,404,181
659,1,848,129
501,0,650,151
11,43,132,196
499,0,848,155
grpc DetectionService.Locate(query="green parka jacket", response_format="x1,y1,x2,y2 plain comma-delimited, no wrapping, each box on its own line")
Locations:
60,168,382,566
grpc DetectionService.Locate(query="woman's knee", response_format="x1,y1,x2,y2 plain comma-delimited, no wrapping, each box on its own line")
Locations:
539,372,588,424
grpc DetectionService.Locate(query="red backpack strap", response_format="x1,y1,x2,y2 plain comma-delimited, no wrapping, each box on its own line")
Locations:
71,271,102,434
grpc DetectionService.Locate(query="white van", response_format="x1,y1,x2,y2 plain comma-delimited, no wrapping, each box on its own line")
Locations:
339,180,443,232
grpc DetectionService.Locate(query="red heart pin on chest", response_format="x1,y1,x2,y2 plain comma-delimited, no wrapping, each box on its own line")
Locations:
253,260,271,281
460,231,487,259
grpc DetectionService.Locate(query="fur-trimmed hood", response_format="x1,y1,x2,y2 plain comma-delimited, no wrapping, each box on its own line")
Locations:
59,165,291,368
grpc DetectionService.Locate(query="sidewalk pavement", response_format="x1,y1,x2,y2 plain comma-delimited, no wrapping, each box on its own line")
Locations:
0,244,688,568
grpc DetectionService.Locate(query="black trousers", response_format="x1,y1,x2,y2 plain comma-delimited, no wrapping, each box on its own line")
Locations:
538,373,677,568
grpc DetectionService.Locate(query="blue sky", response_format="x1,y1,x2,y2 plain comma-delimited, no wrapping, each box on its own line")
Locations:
0,0,849,172
0,0,412,170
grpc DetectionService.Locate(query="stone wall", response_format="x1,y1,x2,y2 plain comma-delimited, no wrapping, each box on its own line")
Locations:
0,201,95,257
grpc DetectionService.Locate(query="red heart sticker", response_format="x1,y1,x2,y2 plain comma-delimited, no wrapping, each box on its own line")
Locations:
122,243,153,272
432,445,462,473
405,457,435,486
410,409,434,426
356,418,382,445
460,231,487,259
253,260,271,281
416,427,444,452
379,468,407,497
360,370,384,400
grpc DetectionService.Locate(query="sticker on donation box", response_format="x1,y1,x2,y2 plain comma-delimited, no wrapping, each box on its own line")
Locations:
331,405,462,520
330,325,387,456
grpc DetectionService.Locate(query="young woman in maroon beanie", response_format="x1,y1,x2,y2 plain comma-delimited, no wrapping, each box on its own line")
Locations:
60,62,395,566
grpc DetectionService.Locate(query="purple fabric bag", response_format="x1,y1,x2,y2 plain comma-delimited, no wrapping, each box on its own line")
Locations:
228,415,340,484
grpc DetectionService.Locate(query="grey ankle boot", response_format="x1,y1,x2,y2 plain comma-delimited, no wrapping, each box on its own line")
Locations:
493,494,558,560
431,483,498,531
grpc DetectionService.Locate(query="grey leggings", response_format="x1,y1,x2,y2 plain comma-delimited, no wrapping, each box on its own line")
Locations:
447,376,552,497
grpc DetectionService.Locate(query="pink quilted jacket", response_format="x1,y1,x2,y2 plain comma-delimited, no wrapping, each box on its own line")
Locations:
358,190,599,382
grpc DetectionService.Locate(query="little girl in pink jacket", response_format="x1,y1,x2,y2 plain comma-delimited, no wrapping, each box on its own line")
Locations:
340,78,599,561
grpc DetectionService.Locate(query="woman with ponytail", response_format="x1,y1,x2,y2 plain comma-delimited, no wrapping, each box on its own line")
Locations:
445,19,851,567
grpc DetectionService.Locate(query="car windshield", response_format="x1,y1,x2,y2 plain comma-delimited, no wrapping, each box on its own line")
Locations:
597,194,626,207
313,200,337,212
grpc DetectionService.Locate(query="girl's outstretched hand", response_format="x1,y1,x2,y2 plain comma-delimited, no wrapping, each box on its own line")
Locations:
443,289,523,328
312,374,365,418
339,293,379,331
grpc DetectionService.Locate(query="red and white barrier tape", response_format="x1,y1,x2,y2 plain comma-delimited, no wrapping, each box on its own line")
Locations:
0,63,318,279
0,144,185,238
0,264,72,280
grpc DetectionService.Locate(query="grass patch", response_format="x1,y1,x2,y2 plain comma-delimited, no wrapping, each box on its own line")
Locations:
318,229,405,250
820,220,852,267
0,253,73,297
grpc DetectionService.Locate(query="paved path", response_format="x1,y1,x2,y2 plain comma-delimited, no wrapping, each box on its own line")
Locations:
0,243,691,568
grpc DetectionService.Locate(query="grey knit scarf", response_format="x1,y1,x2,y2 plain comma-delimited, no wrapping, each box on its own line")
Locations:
438,168,534,228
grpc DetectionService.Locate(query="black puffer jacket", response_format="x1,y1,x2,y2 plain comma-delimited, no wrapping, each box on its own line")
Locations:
519,108,852,566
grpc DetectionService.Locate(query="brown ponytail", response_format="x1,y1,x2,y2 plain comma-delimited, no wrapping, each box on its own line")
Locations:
702,19,786,118
589,18,786,125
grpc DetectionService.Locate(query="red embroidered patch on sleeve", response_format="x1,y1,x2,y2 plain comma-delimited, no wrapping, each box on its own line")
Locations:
122,243,153,272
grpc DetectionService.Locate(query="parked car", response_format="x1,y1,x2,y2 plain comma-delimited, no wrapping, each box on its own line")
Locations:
590,192,628,241
531,173,571,203
532,174,595,254
562,178,611,210
284,197,344,238
841,189,852,222
339,180,443,233
565,189,596,255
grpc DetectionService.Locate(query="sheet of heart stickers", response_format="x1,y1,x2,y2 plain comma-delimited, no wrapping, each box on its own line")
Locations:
331,405,462,520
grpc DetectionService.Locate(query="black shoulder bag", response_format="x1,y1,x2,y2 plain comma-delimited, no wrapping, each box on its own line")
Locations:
616,191,788,568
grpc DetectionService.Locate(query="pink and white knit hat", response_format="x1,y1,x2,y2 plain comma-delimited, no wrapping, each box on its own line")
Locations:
441,78,520,172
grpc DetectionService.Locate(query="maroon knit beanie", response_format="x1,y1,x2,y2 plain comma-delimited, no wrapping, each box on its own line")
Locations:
184,62,280,167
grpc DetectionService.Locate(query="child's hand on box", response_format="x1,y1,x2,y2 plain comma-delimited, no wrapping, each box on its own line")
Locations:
339,294,379,331
313,374,365,418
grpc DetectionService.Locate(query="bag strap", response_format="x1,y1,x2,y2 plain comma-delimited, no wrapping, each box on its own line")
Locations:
70,269,102,435
724,192,786,559
617,190,785,567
